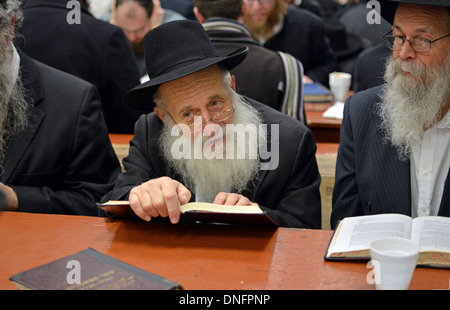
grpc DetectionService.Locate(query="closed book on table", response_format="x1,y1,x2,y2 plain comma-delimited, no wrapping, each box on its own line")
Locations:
10,248,182,290
303,82,333,103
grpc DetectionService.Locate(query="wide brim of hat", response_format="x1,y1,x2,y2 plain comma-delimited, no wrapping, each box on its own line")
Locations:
377,0,450,24
124,46,248,113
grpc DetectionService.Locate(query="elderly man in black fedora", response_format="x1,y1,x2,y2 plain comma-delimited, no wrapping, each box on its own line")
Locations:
331,0,450,229
101,20,322,228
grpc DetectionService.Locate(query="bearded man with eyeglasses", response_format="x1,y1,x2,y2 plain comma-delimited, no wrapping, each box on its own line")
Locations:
101,20,322,228
331,0,450,229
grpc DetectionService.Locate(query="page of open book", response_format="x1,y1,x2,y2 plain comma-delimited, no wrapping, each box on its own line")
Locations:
411,216,450,253
330,214,413,253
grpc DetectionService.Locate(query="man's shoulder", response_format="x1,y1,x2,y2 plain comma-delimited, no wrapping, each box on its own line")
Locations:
348,86,382,107
247,97,307,131
31,56,95,91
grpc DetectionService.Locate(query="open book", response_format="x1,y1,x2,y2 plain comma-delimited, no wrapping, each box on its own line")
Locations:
97,201,278,227
324,214,450,268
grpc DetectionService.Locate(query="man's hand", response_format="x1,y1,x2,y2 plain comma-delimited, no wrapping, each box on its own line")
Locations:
0,183,18,211
213,192,258,207
149,0,164,29
128,177,191,223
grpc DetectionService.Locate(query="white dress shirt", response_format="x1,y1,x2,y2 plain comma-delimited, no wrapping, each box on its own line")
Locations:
410,109,450,218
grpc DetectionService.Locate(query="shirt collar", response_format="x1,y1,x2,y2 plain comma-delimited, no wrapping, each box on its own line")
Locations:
435,108,450,129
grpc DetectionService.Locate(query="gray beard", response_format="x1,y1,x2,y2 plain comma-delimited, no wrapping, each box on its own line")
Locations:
160,93,265,203
0,45,29,174
378,55,450,161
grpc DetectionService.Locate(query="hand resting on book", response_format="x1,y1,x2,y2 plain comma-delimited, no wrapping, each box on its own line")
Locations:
126,176,258,224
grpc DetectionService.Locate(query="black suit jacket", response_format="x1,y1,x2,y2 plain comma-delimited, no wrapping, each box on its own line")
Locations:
331,86,450,229
263,6,337,86
102,99,322,228
2,51,121,215
16,0,142,134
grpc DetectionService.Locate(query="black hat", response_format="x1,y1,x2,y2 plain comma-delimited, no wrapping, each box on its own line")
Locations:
376,0,450,25
123,20,248,113
324,19,363,59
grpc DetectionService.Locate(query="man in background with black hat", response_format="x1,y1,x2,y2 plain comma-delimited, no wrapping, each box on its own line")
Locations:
331,0,450,229
0,0,121,215
101,20,321,228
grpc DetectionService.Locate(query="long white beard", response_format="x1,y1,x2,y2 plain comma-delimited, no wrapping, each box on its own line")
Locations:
378,55,450,161
160,93,265,203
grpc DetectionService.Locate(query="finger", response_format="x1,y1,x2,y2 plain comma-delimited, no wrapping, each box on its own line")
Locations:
235,196,253,206
161,181,181,224
223,193,242,206
129,190,151,222
175,181,191,205
213,192,229,205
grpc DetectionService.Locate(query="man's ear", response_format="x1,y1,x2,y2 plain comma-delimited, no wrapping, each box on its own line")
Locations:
154,106,166,122
231,75,236,91
193,7,205,23
7,16,15,44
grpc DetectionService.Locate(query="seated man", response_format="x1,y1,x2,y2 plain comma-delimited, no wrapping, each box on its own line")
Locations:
102,20,321,228
0,1,121,215
331,0,450,229
242,0,337,86
111,0,186,77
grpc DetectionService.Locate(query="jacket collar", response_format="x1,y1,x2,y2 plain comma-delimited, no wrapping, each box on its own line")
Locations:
202,18,253,37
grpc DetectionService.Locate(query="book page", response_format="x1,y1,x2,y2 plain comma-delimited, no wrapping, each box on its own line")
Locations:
180,202,263,214
411,216,450,253
330,214,412,253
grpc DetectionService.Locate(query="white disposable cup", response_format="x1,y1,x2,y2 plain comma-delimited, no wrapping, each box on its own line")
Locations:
369,237,420,290
329,72,351,103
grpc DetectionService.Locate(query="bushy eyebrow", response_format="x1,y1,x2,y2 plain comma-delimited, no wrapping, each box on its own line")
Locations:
177,94,225,114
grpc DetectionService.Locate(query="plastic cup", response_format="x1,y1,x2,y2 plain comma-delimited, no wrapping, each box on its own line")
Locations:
329,72,351,103
369,237,420,290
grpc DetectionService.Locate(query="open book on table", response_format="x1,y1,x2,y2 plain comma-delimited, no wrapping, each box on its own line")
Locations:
324,213,450,268
98,200,278,227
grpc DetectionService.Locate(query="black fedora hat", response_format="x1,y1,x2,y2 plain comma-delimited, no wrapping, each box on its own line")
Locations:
376,0,450,25
324,19,363,59
123,20,248,113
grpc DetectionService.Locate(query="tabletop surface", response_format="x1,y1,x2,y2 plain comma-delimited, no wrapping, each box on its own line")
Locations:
1,212,448,291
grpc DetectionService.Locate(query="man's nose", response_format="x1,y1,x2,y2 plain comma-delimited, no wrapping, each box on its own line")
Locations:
397,40,416,60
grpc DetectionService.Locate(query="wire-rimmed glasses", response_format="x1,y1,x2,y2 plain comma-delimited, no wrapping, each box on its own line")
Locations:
382,31,450,53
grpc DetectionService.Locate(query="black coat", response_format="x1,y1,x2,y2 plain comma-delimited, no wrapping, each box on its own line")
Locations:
263,6,337,86
2,50,121,215
16,0,142,134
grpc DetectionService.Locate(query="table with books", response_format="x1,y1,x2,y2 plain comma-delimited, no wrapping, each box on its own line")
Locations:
1,211,448,290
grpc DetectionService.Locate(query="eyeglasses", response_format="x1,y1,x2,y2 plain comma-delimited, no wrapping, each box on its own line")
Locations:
168,108,235,133
246,0,273,5
382,31,450,53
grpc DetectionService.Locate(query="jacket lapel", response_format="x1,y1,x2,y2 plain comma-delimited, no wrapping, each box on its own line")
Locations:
371,108,411,216
438,166,450,217
1,50,45,183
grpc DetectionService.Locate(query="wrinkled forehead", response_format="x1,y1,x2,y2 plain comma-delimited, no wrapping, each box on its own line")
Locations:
394,4,450,35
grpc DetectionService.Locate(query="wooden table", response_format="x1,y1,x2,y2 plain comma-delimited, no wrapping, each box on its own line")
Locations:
1,212,448,291
305,103,342,143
